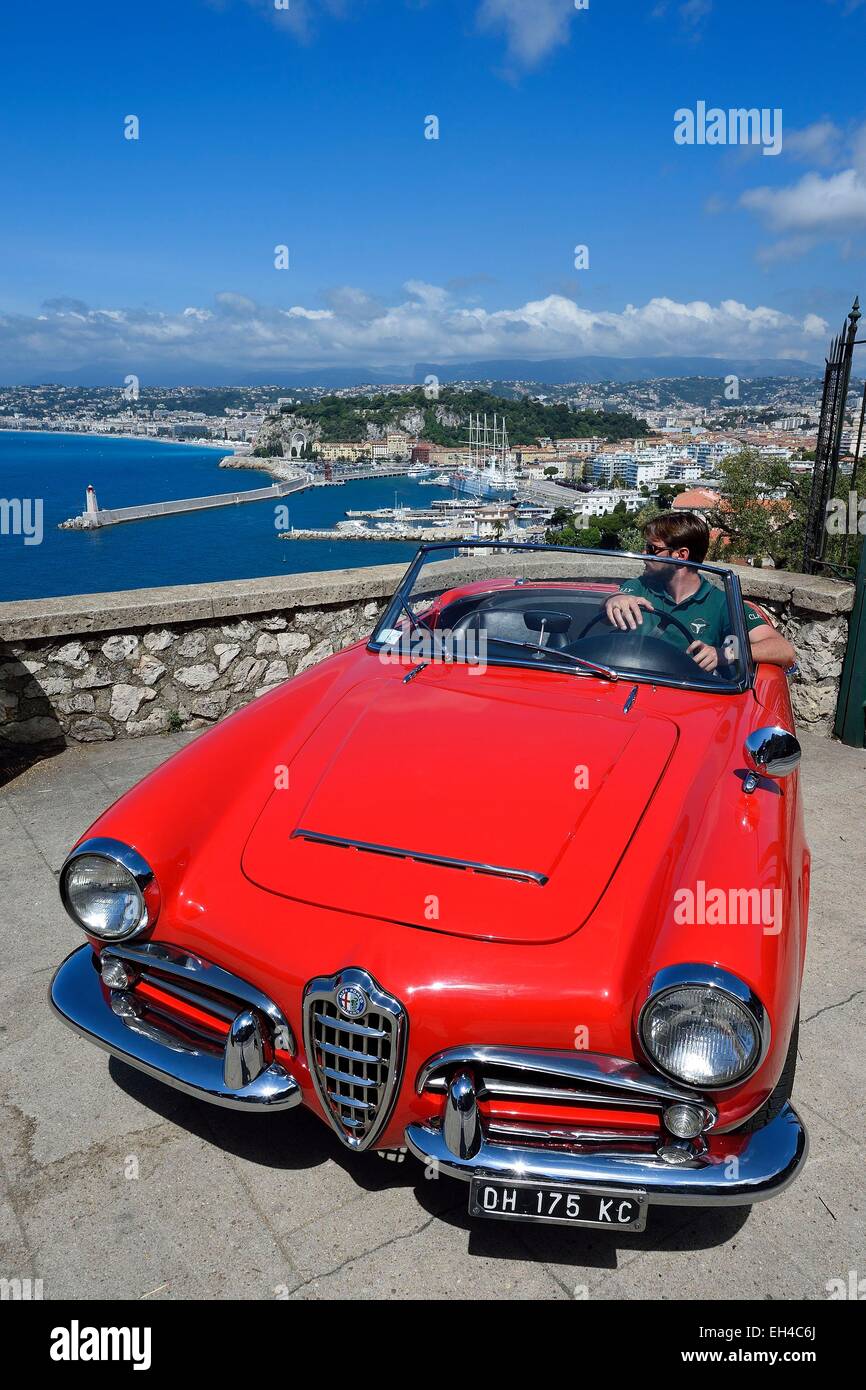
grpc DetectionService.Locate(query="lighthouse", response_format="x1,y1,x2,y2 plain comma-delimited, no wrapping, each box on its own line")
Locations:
84,484,100,528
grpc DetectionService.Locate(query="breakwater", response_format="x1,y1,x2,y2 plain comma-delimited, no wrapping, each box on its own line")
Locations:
60,476,310,529
280,525,470,542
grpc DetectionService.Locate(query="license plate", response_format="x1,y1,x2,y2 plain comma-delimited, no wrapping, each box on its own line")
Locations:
469,1177,647,1231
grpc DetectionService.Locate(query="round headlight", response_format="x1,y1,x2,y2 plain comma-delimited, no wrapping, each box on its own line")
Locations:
60,838,157,941
639,969,767,1089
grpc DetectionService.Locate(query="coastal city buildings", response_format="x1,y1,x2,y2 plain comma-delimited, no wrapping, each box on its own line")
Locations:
5,376,859,534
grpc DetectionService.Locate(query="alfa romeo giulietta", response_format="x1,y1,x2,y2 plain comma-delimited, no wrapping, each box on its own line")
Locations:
50,542,809,1231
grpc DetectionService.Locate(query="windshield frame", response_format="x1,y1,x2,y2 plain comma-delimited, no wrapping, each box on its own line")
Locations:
368,540,755,696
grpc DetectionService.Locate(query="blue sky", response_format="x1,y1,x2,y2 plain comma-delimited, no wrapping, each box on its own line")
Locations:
1,0,865,380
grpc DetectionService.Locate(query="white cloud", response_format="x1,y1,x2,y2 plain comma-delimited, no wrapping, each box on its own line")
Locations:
742,167,866,235
784,119,843,167
234,0,579,68
0,287,827,378
476,0,576,67
736,118,866,259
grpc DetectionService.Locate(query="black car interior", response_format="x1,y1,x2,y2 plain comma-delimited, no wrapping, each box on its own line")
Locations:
435,585,732,681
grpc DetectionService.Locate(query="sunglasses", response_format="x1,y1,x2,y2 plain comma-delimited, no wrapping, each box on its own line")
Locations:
644,543,672,556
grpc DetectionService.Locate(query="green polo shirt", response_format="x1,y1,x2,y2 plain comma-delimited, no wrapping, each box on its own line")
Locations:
619,576,766,650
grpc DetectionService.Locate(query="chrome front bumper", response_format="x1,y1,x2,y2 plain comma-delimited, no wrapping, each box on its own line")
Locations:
50,945,302,1112
405,1104,808,1206
51,945,809,1207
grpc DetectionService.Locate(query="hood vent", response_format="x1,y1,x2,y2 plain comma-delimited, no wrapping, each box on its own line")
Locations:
292,828,547,886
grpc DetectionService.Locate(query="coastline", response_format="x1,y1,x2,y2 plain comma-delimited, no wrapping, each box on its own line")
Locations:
0,427,243,452
1,429,433,602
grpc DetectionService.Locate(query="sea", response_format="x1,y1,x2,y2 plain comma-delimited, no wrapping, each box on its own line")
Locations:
0,431,448,603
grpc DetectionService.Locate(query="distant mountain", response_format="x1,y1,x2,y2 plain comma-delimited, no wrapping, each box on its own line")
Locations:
410,356,824,385
2,355,823,389
0,364,406,390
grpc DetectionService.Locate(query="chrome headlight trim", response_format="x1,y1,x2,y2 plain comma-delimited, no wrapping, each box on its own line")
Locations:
59,836,159,941
637,964,771,1091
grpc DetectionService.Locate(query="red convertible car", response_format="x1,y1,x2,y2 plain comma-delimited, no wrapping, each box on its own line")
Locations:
51,543,808,1232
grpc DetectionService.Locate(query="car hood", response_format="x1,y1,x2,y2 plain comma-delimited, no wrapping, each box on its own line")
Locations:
241,671,678,944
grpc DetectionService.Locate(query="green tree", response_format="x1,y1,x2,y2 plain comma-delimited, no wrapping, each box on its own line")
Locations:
705,448,808,569
576,525,603,548
262,387,649,449
544,515,604,549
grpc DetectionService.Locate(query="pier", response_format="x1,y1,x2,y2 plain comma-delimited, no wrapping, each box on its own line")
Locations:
60,477,312,530
326,466,414,482
57,463,415,531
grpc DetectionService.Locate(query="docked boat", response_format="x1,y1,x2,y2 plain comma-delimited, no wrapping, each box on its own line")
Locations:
450,413,519,500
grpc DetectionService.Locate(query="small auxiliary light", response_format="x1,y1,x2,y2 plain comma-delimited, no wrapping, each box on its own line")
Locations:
663,1102,707,1140
100,957,133,990
657,1141,697,1166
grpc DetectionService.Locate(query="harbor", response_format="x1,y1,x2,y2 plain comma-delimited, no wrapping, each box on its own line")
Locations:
275,412,561,544
55,405,584,535
279,498,547,544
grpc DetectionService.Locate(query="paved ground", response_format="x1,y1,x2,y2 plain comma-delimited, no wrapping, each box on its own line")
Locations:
0,730,864,1301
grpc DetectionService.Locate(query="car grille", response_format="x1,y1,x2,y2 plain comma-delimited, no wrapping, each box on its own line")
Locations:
417,1046,715,1154
303,968,406,1150
94,940,297,1099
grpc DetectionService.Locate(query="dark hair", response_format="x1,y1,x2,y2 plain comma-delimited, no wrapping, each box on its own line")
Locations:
643,511,710,563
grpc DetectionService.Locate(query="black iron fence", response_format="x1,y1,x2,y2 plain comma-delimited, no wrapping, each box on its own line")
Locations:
803,297,865,578
804,298,866,745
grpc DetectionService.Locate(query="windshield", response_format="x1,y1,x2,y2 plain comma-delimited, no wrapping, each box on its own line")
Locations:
369,543,754,693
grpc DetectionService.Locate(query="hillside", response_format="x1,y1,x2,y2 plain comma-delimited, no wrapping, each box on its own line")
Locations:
257,387,649,452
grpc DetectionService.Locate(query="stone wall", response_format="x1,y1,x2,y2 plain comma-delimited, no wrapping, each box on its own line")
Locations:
0,567,399,756
0,562,855,763
729,566,854,729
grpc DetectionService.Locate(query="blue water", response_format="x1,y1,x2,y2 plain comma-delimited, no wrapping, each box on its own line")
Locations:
0,431,442,601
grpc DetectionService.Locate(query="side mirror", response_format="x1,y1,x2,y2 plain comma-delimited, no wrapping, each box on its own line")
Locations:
743,726,801,791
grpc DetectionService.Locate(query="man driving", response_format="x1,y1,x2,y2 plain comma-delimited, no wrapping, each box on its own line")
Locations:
604,512,796,672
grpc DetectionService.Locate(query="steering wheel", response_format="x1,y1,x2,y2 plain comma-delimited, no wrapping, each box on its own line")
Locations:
567,604,727,681
575,606,697,645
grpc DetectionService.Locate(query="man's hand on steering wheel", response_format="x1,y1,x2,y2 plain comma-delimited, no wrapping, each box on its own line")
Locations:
686,639,720,673
604,593,654,630
605,593,721,673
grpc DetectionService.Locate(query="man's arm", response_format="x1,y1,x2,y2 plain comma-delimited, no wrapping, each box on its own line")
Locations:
748,623,796,668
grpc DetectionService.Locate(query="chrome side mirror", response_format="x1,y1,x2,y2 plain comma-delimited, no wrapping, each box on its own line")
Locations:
743,726,801,792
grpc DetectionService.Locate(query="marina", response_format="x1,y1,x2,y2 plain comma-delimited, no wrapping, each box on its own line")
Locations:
280,498,545,545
